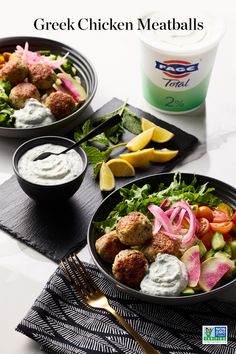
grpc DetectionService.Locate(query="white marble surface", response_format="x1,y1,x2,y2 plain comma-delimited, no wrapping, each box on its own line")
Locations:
1,0,236,353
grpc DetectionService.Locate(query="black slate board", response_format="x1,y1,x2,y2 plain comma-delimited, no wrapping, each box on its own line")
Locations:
0,98,198,263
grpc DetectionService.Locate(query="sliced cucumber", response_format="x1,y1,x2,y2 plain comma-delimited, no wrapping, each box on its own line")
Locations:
224,243,232,257
214,251,231,259
230,240,236,259
197,239,207,258
211,232,226,251
181,287,195,296
204,249,215,260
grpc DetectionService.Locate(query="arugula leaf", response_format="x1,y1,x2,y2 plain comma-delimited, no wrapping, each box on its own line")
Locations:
0,80,11,96
61,59,77,76
0,113,15,127
0,81,14,127
95,173,222,233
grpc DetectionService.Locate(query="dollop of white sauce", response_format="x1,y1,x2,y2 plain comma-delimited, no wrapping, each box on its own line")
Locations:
140,253,188,296
18,144,83,185
139,12,225,54
13,98,55,128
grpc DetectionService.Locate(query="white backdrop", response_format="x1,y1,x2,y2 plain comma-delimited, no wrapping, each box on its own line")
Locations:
1,1,236,353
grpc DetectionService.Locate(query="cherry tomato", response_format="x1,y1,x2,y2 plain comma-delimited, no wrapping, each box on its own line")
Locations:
196,206,213,221
231,224,236,235
197,217,210,238
201,230,214,250
217,203,233,220
222,233,232,242
210,221,233,234
232,212,236,224
212,210,228,223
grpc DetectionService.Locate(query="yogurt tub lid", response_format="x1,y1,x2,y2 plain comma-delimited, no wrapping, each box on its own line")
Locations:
138,11,225,56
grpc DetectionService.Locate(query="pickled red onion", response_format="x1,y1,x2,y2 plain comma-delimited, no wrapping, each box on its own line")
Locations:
148,200,197,245
148,204,174,233
15,42,68,70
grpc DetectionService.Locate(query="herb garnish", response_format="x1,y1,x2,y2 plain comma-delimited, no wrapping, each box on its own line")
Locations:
74,101,142,175
74,118,126,176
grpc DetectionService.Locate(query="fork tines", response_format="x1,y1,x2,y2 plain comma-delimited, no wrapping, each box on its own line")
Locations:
61,253,99,299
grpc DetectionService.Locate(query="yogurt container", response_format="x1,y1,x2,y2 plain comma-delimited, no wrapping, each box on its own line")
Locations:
139,12,225,114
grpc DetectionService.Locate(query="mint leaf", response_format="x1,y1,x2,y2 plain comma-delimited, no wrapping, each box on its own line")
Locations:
82,119,91,135
90,133,110,147
104,123,124,144
122,108,142,135
82,145,105,166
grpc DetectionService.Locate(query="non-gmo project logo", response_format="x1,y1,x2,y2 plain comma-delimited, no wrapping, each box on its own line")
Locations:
155,60,199,78
202,325,228,345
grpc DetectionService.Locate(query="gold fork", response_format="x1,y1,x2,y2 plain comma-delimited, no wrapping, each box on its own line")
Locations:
61,253,161,354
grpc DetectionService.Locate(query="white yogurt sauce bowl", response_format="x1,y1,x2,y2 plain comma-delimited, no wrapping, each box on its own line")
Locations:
12,136,87,203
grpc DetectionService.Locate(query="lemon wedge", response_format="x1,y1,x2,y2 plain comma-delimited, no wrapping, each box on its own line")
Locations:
150,149,179,163
141,117,174,143
99,162,115,192
120,148,154,168
126,127,154,152
106,159,135,177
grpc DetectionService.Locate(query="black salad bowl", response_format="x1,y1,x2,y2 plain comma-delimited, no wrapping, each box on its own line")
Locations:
12,136,87,203
88,173,236,305
0,36,97,138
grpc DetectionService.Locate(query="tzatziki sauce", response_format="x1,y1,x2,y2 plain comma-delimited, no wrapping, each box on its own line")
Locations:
13,98,55,128
18,144,83,185
140,253,188,296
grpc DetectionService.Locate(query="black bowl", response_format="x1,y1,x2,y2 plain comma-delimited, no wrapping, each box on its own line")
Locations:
0,36,97,138
12,136,87,202
88,173,236,305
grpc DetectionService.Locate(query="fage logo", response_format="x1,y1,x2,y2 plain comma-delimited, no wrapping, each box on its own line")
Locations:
155,60,199,78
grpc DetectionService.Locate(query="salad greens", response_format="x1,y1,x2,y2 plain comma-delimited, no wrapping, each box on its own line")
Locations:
74,101,142,175
0,80,15,128
39,50,77,76
95,173,222,233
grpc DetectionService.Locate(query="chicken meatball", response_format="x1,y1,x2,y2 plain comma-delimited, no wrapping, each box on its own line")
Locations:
29,64,56,90
116,212,152,246
95,230,125,263
45,91,76,119
143,232,179,263
0,56,28,85
112,249,148,288
9,82,40,109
